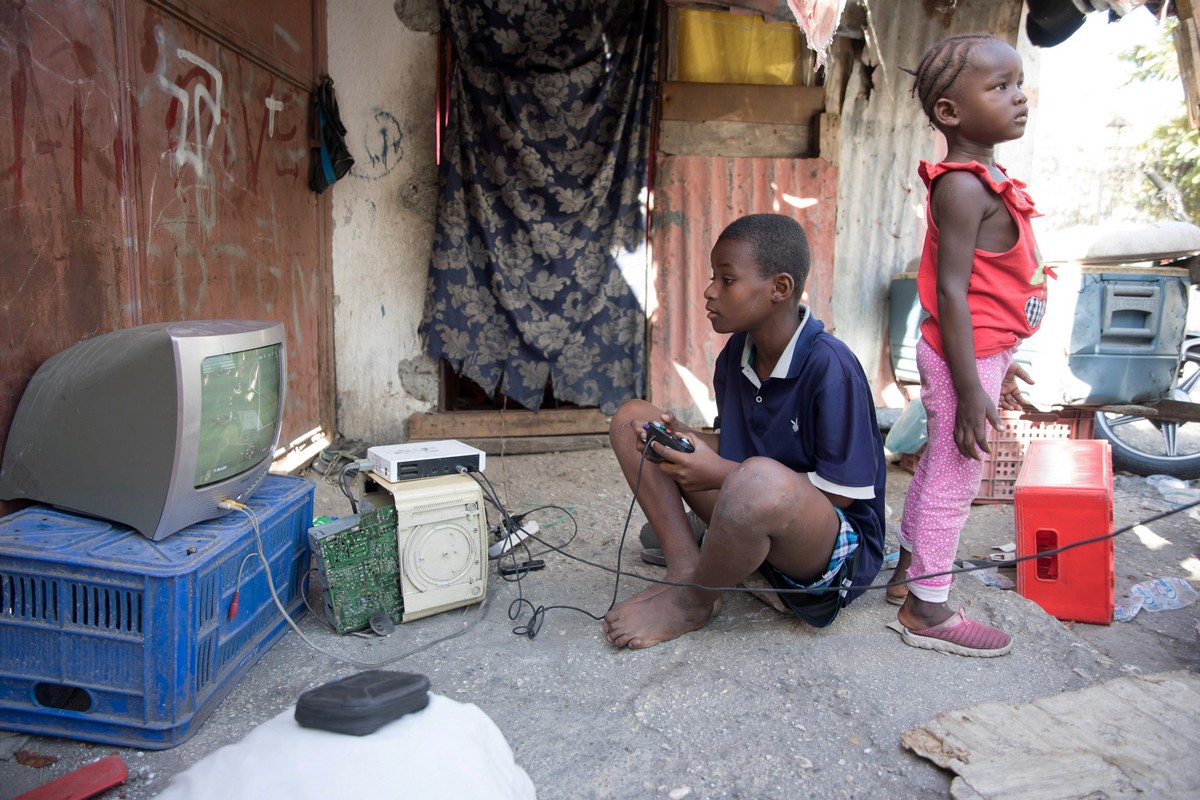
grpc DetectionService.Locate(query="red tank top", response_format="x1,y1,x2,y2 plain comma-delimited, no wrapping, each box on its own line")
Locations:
916,160,1051,358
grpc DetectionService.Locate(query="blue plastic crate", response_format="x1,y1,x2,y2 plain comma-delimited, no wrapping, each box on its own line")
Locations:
0,474,314,749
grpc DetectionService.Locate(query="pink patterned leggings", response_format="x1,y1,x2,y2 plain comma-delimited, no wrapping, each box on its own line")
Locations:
897,338,1015,603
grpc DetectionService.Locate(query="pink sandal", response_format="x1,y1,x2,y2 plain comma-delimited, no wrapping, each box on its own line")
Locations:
895,606,1012,657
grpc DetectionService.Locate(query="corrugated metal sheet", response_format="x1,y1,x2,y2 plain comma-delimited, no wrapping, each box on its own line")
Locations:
649,155,837,427
831,0,1025,393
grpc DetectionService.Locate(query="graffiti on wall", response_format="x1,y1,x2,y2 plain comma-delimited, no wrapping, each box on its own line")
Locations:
264,95,284,137
351,109,403,181
2,36,111,221
154,27,222,180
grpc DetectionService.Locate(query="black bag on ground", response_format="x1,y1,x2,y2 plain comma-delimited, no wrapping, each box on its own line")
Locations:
310,75,354,193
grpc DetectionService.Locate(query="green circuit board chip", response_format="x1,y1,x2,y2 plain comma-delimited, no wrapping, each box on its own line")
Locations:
308,505,402,634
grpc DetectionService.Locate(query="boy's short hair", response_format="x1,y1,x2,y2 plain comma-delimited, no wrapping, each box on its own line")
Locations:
717,213,811,293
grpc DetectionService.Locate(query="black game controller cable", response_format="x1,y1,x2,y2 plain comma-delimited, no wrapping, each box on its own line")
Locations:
458,437,1200,638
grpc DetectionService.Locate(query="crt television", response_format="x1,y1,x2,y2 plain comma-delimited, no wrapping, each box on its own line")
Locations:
0,320,286,541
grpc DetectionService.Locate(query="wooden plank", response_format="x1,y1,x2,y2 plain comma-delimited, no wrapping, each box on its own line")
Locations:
1144,399,1200,424
658,119,813,157
818,112,840,162
660,82,825,125
955,751,1135,799
1093,400,1200,424
408,409,610,440
454,435,610,456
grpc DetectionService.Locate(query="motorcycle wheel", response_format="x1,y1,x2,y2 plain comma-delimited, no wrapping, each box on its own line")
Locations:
1094,349,1200,479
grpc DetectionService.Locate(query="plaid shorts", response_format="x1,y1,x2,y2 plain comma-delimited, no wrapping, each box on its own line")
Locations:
757,507,860,629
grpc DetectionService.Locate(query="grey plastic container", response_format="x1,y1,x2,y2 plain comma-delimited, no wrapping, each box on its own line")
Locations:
1017,265,1189,407
888,271,922,385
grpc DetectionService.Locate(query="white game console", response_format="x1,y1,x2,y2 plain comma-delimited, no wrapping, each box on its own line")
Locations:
367,439,486,483
370,472,488,622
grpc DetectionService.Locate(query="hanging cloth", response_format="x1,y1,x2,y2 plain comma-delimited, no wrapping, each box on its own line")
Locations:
421,0,660,413
785,0,847,69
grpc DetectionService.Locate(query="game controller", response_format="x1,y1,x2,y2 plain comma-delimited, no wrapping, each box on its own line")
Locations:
643,421,696,462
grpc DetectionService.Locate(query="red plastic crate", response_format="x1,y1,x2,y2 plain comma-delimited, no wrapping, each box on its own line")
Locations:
897,408,1095,504
1014,439,1114,625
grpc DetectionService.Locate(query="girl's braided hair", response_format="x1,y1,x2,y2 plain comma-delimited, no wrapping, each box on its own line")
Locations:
901,34,1000,124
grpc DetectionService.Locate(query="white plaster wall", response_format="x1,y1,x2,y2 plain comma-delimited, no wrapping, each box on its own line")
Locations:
327,0,439,446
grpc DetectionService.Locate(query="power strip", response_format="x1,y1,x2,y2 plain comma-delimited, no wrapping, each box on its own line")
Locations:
488,520,540,559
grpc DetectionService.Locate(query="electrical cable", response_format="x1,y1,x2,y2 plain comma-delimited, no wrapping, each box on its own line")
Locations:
292,448,1200,645
508,504,578,557
463,454,656,638
318,442,367,482
464,469,587,638
227,552,258,620
466,466,519,536
300,566,339,634
222,499,488,668
473,447,1200,605
336,459,373,514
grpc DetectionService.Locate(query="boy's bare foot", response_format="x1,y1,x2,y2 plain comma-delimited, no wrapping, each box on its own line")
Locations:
611,570,724,623
612,569,687,611
603,586,715,649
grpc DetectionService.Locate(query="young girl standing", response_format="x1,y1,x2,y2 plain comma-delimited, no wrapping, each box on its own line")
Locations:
888,35,1051,657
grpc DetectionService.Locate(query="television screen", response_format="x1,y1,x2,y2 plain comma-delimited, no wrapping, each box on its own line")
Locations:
0,320,287,540
195,345,283,488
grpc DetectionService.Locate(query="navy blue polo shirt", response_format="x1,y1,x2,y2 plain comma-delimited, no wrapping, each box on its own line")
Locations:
712,306,886,601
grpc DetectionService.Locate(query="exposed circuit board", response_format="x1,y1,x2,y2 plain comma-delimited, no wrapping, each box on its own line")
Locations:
308,505,402,634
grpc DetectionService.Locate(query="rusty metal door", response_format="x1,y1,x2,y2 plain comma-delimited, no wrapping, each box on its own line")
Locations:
0,0,330,518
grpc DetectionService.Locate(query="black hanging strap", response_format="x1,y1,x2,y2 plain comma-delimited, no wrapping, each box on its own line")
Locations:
310,75,354,193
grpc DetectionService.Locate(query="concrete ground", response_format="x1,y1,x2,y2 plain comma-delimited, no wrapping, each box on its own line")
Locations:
1,441,1197,799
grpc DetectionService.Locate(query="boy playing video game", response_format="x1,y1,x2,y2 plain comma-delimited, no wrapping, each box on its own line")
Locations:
604,213,887,649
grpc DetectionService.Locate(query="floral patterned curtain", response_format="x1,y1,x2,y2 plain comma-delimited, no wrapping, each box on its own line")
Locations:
421,0,660,414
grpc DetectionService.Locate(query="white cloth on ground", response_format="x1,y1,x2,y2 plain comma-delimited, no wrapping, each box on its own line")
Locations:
156,693,536,800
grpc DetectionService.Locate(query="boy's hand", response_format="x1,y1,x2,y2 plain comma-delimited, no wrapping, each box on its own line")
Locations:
657,410,691,434
999,363,1034,411
634,410,693,461
653,434,729,493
